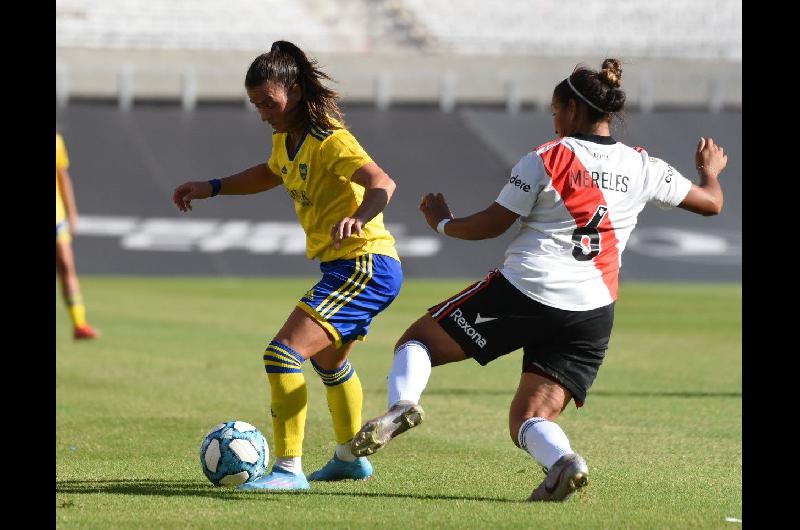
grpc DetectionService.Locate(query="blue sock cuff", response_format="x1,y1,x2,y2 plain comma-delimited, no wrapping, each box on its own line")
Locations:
264,340,305,374
310,358,354,386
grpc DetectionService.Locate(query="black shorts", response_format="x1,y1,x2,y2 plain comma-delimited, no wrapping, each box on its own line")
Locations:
428,270,614,406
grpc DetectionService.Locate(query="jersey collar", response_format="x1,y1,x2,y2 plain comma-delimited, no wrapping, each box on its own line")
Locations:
286,130,309,161
571,133,616,145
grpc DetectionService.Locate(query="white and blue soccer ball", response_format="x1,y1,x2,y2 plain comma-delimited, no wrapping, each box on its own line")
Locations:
199,420,268,486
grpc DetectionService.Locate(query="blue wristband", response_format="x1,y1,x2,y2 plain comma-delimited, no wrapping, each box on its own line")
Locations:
209,178,222,197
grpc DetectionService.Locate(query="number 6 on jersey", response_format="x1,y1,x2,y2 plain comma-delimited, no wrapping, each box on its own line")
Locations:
571,205,608,261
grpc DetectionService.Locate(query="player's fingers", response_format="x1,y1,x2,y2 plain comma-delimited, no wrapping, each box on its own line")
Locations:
697,137,706,152
331,223,341,248
706,137,715,148
422,194,434,210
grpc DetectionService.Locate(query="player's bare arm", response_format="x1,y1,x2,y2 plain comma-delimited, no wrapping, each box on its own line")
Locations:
419,193,519,240
173,163,282,212
331,162,397,249
678,136,727,216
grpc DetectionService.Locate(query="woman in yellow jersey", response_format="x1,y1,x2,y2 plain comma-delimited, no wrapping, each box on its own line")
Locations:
173,41,402,491
56,133,99,340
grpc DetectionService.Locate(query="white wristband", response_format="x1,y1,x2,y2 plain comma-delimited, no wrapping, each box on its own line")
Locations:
436,218,451,235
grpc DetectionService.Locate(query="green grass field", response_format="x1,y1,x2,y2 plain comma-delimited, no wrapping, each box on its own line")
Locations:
56,277,741,529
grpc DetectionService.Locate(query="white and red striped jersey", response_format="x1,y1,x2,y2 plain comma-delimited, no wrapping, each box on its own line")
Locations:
495,134,692,311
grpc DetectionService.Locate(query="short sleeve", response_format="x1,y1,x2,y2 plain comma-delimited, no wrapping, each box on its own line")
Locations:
56,134,69,170
645,156,693,209
495,154,546,216
322,131,373,179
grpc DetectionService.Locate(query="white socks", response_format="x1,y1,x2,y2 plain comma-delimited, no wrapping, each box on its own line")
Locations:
274,447,359,471
518,417,574,470
273,456,302,475
335,443,357,462
387,340,432,408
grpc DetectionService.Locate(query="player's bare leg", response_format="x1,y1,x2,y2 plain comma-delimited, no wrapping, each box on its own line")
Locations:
56,240,99,340
351,314,467,456
509,372,588,502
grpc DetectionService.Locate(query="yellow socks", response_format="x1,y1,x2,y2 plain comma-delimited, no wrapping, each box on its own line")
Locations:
264,341,308,458
311,358,362,444
262,341,363,459
66,294,87,328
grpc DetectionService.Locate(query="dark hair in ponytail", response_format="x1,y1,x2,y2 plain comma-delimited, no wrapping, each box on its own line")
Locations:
553,58,626,124
245,40,345,130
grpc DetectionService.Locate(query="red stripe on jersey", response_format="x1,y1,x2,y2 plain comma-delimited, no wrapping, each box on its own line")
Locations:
539,144,620,300
535,139,561,154
633,146,646,153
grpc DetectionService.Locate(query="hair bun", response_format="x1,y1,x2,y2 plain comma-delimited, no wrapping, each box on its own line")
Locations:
599,58,622,88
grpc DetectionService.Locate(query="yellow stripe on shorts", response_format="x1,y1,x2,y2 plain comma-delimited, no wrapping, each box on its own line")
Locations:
324,254,374,319
316,255,369,318
319,255,372,319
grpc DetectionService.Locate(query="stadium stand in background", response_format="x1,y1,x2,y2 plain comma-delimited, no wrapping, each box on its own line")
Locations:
55,1,741,281
56,0,741,111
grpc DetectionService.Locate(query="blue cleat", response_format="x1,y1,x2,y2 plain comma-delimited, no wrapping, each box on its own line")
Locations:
237,466,310,491
307,454,373,481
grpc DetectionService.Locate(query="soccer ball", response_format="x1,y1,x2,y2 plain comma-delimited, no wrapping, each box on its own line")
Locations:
199,420,268,486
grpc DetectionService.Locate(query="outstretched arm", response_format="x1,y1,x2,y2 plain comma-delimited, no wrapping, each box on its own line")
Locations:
678,137,727,216
331,162,397,249
172,163,282,212
419,193,520,240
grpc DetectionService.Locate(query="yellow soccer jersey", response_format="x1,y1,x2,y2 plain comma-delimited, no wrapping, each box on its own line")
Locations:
56,133,69,224
268,123,399,262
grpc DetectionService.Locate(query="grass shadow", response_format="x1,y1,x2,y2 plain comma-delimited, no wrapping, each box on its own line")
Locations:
590,390,741,398
56,479,266,501
422,388,740,398
56,479,522,503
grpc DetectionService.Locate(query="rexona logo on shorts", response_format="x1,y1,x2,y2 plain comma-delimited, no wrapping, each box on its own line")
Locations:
451,308,487,348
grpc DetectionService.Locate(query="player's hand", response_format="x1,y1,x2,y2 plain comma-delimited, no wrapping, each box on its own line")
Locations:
173,181,213,212
331,216,365,249
695,137,727,179
419,193,454,232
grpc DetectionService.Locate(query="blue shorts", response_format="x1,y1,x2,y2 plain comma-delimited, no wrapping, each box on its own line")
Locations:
298,253,402,347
